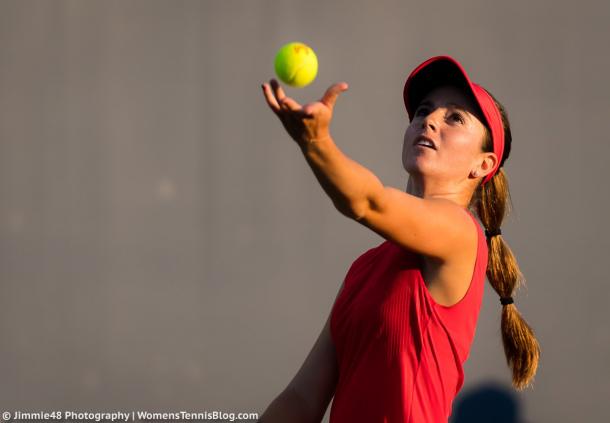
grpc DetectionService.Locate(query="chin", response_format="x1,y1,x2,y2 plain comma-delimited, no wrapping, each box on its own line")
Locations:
403,154,429,174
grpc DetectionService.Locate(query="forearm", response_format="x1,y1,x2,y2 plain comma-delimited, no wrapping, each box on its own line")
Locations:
299,135,383,219
258,386,317,423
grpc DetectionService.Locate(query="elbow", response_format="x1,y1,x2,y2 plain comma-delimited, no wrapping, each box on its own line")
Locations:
341,198,371,222
346,189,386,222
331,198,359,220
334,187,386,222
350,202,369,222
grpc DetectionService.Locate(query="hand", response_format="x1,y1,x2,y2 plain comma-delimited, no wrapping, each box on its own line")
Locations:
261,78,349,147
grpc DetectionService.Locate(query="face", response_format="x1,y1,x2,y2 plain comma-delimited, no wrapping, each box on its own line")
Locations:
402,84,490,183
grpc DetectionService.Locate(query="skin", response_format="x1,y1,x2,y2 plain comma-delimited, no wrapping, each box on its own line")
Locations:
402,84,498,207
261,79,347,145
258,80,502,422
261,80,498,207
261,79,502,296
401,84,500,306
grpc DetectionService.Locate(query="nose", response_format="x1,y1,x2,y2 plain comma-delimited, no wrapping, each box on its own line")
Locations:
420,108,443,132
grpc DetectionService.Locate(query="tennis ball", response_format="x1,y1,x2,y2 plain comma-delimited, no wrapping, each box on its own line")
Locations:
274,42,318,88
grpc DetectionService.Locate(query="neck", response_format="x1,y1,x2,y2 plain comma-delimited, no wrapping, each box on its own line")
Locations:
406,174,472,209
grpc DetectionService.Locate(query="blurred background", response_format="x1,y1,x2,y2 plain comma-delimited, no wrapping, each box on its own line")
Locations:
0,0,609,422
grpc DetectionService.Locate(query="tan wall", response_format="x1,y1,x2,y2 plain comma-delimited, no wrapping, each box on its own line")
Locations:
0,0,608,421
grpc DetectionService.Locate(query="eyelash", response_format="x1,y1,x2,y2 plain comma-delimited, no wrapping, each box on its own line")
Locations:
415,107,465,124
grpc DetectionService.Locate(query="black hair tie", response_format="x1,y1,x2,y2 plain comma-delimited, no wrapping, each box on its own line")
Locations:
500,296,514,306
485,228,502,238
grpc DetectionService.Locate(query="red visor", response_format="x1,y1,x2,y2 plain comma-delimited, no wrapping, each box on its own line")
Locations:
403,55,504,185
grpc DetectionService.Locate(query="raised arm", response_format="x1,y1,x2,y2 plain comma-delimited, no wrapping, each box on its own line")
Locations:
261,79,473,262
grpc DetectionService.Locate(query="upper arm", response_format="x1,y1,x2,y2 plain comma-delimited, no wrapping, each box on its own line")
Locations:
353,186,473,261
286,282,344,423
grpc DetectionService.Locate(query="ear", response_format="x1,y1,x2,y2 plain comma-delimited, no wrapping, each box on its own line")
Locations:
472,152,499,178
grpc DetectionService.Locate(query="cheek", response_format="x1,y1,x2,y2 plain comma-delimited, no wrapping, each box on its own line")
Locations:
401,139,408,169
402,128,415,164
404,124,417,141
444,136,478,169
402,126,417,151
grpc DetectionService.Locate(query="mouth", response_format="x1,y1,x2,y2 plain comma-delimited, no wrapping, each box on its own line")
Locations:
413,135,437,150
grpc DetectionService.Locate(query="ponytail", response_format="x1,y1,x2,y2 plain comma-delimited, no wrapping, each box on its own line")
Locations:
471,91,541,391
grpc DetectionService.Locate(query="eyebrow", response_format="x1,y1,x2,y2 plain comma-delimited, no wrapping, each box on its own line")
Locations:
416,100,475,124
417,100,470,112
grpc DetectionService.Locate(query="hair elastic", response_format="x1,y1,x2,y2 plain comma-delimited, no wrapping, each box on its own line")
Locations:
500,296,514,306
485,228,502,238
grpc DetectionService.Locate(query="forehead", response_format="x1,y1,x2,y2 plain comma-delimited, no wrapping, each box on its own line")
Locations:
420,84,485,122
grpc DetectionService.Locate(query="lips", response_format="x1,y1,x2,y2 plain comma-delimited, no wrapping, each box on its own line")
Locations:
413,135,437,150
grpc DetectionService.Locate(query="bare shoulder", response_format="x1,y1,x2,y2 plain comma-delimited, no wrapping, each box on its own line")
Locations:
356,188,477,262
421,207,480,307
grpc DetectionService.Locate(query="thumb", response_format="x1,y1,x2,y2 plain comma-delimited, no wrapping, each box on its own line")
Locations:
321,82,349,109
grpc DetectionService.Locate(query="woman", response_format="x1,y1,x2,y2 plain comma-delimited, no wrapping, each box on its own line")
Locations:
259,55,540,423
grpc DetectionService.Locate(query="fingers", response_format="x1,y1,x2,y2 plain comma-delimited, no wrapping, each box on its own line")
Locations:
262,79,308,116
270,79,286,103
262,79,288,114
279,96,302,112
321,82,349,109
262,82,281,113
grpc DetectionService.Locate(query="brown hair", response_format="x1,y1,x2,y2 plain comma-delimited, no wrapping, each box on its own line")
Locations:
469,88,541,391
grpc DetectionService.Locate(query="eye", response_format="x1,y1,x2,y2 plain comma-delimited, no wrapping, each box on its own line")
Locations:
449,112,465,124
415,106,428,116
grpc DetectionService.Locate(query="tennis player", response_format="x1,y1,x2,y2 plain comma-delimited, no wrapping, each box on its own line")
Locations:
259,55,540,423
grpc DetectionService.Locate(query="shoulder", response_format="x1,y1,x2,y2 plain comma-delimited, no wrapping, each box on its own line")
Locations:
356,189,478,262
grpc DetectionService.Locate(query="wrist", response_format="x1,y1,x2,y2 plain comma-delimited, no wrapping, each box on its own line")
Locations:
299,133,333,153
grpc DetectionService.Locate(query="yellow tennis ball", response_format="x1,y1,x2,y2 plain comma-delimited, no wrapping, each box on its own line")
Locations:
274,42,318,88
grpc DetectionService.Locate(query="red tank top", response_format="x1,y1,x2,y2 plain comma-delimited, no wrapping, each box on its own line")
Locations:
329,210,488,423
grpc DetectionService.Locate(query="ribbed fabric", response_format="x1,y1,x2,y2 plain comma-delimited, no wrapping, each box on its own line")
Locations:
329,210,489,423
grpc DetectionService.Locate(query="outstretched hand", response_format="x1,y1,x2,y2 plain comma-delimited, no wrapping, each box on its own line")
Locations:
261,78,349,147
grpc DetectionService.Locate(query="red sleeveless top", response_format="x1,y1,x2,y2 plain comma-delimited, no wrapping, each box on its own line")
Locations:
329,210,488,423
